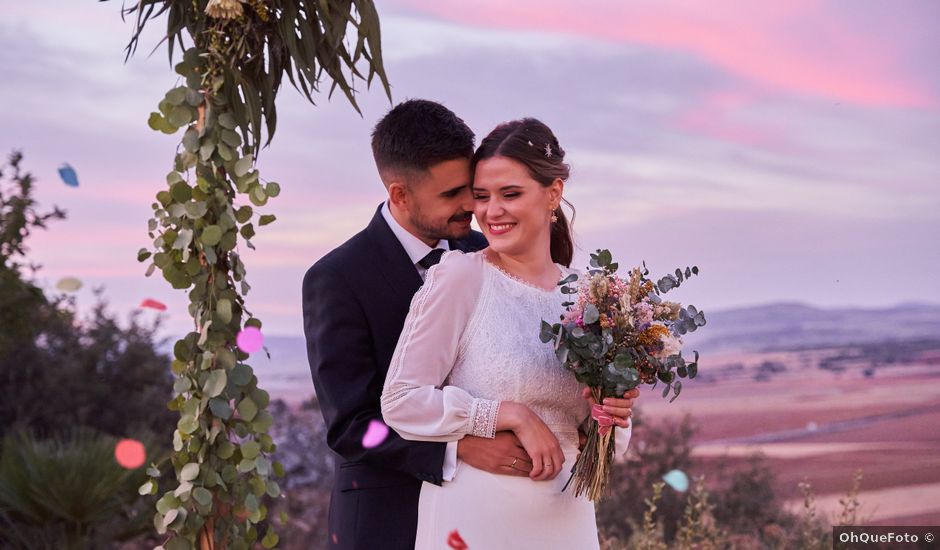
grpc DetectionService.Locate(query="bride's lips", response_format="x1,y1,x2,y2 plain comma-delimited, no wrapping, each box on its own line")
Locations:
487,222,516,236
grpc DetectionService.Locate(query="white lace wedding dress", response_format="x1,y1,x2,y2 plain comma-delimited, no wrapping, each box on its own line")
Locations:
381,250,632,549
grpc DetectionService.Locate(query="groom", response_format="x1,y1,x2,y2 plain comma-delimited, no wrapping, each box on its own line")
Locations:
302,100,532,549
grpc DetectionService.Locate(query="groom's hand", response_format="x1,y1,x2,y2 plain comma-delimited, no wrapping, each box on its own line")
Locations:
581,387,638,428
457,432,533,477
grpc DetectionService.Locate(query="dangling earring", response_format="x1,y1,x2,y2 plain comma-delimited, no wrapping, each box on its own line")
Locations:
550,206,558,224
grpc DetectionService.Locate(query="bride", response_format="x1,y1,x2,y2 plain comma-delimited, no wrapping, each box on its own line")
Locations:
381,118,636,549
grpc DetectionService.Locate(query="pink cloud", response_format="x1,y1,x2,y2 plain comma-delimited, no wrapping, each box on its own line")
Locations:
395,0,936,108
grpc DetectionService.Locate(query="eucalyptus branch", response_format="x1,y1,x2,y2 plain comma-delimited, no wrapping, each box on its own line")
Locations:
109,1,391,548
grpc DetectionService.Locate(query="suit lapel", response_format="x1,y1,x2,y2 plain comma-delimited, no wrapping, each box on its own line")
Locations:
365,204,423,299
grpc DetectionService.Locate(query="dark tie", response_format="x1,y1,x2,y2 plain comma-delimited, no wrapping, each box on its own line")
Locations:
418,248,446,270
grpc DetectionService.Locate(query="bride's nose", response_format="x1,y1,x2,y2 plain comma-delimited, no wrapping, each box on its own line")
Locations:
484,198,506,219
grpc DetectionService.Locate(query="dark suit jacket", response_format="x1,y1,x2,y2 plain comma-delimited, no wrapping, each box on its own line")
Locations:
302,203,487,550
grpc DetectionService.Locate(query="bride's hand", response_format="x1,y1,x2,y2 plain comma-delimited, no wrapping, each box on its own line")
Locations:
496,402,565,482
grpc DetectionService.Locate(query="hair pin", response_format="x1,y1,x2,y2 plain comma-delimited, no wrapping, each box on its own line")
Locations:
544,143,552,158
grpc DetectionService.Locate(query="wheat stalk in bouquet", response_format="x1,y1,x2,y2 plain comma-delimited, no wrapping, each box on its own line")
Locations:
540,249,707,500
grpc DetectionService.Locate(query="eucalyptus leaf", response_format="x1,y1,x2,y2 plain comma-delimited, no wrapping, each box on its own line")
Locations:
168,105,193,127
178,414,198,435
237,396,258,422
201,225,222,246
217,298,233,324
582,303,600,325
181,462,200,482
182,128,199,153
209,398,233,420
192,486,213,506
203,370,227,398
234,156,253,178
241,441,261,460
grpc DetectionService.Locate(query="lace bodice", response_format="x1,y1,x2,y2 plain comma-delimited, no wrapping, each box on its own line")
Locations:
381,250,590,450
451,255,588,443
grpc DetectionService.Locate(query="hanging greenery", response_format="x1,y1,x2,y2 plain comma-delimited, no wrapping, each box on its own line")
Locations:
107,1,389,548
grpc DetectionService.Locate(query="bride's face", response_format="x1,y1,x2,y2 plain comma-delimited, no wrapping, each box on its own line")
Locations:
472,156,562,257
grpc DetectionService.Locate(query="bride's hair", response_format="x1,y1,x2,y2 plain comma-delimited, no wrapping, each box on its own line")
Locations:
471,118,575,267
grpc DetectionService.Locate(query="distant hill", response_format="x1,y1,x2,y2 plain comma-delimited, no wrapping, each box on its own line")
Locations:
166,303,940,403
681,302,940,352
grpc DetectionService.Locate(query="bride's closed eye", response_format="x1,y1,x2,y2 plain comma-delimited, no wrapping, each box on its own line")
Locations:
473,192,521,201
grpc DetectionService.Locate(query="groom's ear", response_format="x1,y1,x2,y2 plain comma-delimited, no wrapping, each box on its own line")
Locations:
388,181,409,211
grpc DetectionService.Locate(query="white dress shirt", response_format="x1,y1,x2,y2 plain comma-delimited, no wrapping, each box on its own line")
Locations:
381,201,459,481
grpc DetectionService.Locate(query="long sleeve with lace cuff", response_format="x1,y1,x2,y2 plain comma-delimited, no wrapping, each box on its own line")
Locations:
381,252,499,442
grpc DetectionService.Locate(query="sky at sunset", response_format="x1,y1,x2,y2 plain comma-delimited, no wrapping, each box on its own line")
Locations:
2,0,938,337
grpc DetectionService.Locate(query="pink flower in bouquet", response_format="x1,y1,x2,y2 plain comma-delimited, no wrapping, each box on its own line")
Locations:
634,301,654,328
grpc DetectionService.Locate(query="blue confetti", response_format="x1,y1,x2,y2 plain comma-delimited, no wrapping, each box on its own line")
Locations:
58,164,79,187
662,469,689,492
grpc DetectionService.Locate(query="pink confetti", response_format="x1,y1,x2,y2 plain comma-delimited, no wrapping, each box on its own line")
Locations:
361,419,389,449
331,533,339,545
236,326,264,353
114,439,146,469
139,298,167,311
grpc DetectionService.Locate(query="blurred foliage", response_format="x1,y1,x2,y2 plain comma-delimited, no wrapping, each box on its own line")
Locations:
0,428,164,550
597,411,868,549
0,152,175,441
0,152,175,548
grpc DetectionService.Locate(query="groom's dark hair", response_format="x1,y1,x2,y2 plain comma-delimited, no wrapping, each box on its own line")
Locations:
371,99,474,185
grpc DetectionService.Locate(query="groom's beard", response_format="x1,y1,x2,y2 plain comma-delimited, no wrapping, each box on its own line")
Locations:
410,208,473,242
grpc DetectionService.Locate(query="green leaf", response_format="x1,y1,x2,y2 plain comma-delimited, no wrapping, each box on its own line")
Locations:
240,223,255,240
217,348,237,370
180,462,200,482
251,411,273,433
218,112,237,129
217,298,233,324
235,206,253,223
199,141,215,161
209,398,233,420
582,303,600,325
241,441,261,460
204,370,227,398
178,413,198,434
264,182,280,197
262,531,279,549
234,156,253,178
237,396,258,422
597,249,613,267
168,105,193,127
182,128,199,153
217,440,235,460
200,225,222,246
259,214,276,226
539,320,555,344
185,88,203,107
148,112,172,132
166,87,188,106
170,181,192,203
221,129,242,148
230,363,253,386
192,486,213,506
217,143,234,161
137,248,152,262
185,201,208,218
249,185,268,206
